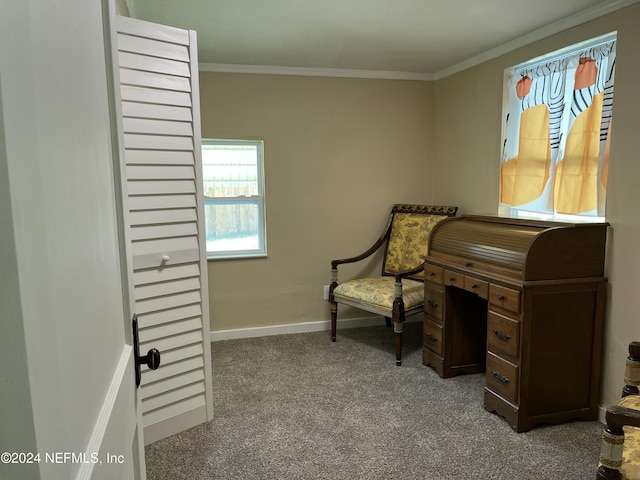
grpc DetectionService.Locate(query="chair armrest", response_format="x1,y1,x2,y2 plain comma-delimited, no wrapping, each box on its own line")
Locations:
331,234,388,269
597,403,640,479
605,404,640,431
393,262,425,282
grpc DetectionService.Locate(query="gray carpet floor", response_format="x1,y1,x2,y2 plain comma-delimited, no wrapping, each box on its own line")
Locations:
144,321,603,479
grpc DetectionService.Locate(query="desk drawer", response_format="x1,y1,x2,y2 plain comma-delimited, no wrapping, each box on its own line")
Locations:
488,312,520,359
464,276,488,300
424,264,443,284
423,319,443,356
444,269,464,288
489,284,521,314
486,352,519,404
424,284,444,321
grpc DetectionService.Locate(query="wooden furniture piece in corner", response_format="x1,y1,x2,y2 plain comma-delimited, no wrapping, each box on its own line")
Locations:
422,214,608,432
597,341,640,480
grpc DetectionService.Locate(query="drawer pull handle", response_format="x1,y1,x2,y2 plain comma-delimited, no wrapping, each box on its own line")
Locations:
426,333,438,343
497,295,505,301
429,272,435,276
493,329,511,342
448,277,456,282
471,284,478,289
492,371,510,384
427,300,438,308
465,262,472,267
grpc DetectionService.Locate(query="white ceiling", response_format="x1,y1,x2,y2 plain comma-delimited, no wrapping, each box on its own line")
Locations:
127,0,634,78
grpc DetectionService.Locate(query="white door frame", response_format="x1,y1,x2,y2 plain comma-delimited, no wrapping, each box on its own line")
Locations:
98,0,147,477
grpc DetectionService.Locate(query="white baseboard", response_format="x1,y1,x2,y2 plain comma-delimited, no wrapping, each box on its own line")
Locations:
210,314,422,342
599,405,606,424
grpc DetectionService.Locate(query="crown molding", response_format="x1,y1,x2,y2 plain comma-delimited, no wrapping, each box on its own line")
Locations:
198,63,435,81
198,0,638,82
433,0,639,79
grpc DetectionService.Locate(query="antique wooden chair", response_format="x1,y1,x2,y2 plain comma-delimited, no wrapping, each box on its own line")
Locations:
597,341,640,479
328,204,458,366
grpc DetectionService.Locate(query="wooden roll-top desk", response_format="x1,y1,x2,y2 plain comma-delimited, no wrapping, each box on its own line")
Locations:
422,214,608,432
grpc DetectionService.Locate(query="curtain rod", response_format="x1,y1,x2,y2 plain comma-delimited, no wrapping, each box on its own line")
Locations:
514,31,616,74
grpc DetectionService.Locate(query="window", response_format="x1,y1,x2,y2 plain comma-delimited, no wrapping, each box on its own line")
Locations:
201,139,266,259
499,32,616,222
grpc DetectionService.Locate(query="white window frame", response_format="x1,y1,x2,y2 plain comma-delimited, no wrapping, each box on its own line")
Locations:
202,139,267,259
498,32,616,224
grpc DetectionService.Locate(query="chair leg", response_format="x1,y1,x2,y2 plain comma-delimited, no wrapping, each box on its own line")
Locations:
329,277,338,342
330,301,337,342
392,291,405,366
384,317,392,327
596,466,622,480
393,321,403,366
597,423,625,480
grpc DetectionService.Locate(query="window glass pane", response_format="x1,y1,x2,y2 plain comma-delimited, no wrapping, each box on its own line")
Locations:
204,203,260,252
202,144,258,198
201,140,266,258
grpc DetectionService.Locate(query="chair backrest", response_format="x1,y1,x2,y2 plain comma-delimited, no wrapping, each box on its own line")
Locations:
382,204,458,279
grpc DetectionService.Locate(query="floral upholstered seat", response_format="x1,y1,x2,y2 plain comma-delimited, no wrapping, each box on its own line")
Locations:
618,396,640,478
329,204,458,366
333,277,425,315
598,341,640,479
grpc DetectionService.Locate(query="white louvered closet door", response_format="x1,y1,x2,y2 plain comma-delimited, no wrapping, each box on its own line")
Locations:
116,15,213,444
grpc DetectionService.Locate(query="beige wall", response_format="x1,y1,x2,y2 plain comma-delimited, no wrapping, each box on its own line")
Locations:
200,74,436,332
433,3,640,407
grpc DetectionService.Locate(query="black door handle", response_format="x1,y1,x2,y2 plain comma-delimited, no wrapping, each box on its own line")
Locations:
132,314,161,388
